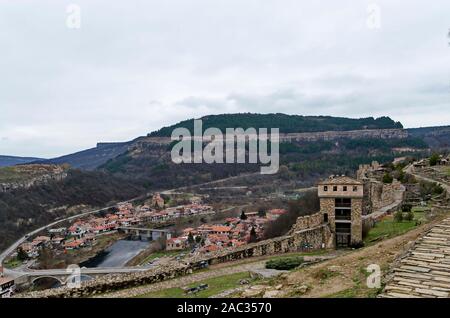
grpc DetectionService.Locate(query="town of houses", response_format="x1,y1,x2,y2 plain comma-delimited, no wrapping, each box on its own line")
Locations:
16,194,216,259
15,192,287,261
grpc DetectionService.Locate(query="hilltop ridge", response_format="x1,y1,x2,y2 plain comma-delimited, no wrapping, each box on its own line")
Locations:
148,113,403,137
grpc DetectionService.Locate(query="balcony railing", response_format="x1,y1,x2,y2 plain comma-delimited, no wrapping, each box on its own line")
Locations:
335,215,351,221
335,203,351,208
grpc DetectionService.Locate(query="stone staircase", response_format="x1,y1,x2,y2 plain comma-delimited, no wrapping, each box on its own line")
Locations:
381,218,450,298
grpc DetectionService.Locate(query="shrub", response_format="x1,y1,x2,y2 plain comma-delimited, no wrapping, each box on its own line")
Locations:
383,172,394,184
266,256,304,270
433,184,444,195
429,153,440,166
402,204,412,212
404,211,414,222
394,210,404,222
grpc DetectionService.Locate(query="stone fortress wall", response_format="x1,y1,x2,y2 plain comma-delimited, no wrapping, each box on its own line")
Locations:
289,212,323,233
357,161,401,213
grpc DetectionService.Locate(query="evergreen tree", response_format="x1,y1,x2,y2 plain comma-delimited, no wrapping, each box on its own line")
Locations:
187,232,195,245
17,247,28,261
383,172,394,184
249,227,258,243
429,153,440,166
257,208,267,218
240,210,248,220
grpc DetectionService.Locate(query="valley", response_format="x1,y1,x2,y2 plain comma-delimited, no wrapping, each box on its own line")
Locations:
1,114,450,298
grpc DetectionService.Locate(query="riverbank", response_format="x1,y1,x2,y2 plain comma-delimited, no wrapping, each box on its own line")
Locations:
82,239,151,268
32,232,127,270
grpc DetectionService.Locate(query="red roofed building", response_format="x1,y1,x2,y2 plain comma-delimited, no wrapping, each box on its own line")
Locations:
200,244,220,253
64,239,84,250
210,226,232,235
267,209,288,220
166,237,187,251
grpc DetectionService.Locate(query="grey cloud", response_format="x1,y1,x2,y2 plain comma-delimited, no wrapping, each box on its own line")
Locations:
0,0,449,157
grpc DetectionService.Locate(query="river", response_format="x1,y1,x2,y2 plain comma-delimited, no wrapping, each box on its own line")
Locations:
80,239,150,268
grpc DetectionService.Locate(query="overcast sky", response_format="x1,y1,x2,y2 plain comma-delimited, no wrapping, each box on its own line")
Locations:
0,0,449,158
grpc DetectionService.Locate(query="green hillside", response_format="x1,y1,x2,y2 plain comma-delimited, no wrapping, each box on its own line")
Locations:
149,113,403,137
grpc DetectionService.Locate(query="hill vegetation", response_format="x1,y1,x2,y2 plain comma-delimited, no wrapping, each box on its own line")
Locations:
149,113,403,137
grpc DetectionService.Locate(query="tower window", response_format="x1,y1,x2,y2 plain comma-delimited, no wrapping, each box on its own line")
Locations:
333,186,338,191
324,186,328,192
324,213,329,223
343,186,347,191
353,186,358,192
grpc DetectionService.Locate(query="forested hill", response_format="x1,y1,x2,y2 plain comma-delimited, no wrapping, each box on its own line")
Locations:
148,113,403,137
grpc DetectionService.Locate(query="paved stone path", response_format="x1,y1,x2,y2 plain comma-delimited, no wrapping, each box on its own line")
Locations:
381,217,450,298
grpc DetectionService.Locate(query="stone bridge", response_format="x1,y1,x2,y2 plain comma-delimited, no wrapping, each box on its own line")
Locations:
117,227,172,241
11,266,151,288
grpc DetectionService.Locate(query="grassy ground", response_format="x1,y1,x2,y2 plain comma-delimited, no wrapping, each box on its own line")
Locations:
324,265,383,298
137,272,253,298
363,209,424,245
3,257,23,269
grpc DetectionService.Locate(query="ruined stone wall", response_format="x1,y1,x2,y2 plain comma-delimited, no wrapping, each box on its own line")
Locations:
289,212,323,233
208,225,331,265
370,181,401,211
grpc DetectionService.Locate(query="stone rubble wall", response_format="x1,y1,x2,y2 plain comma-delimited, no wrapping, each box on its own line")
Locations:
289,212,323,233
369,181,401,211
17,225,331,298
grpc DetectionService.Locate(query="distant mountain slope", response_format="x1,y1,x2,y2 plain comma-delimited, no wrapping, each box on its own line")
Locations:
406,126,450,149
149,113,403,137
34,142,133,170
0,155,44,167
97,114,423,191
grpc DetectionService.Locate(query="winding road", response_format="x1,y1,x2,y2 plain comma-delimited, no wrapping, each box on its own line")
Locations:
405,164,450,193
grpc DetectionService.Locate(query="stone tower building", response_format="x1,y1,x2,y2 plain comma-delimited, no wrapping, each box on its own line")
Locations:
318,176,364,248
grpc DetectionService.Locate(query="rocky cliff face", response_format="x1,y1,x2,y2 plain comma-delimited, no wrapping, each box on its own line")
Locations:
139,128,409,144
0,164,68,193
